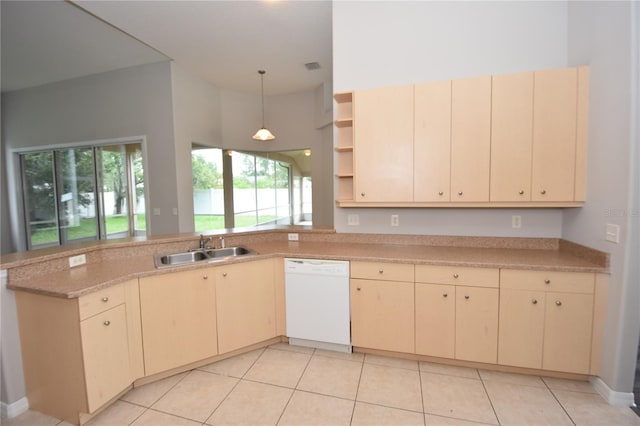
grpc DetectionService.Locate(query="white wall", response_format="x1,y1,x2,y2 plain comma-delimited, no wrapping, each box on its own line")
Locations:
565,1,639,394
171,63,222,232
332,1,571,237
1,61,178,250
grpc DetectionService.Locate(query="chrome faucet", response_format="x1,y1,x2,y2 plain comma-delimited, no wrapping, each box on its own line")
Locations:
199,234,212,250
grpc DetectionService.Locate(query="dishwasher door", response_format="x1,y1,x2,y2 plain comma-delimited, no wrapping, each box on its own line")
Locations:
284,258,351,352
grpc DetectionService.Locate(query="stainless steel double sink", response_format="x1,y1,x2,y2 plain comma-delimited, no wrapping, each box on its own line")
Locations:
154,246,254,268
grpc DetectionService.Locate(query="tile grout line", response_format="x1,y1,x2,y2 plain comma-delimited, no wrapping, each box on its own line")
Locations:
349,352,366,425
478,370,502,426
542,379,577,426
417,367,427,426
203,347,267,425
274,346,316,425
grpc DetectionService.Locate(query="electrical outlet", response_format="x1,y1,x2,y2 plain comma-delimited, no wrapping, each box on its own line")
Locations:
153,208,161,216
512,215,522,229
288,233,299,241
69,254,86,268
172,207,178,215
347,214,359,226
606,223,620,243
391,214,399,227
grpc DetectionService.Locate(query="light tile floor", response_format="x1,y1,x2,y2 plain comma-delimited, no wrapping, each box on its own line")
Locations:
4,343,640,426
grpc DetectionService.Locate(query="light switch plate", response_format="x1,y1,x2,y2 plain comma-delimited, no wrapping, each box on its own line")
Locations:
391,214,399,227
347,214,359,226
606,223,620,243
288,233,299,241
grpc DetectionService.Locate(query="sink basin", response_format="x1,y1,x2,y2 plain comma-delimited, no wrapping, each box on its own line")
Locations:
205,246,251,259
155,246,254,268
159,250,208,265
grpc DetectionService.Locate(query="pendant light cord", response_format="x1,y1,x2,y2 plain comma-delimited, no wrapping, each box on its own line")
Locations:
259,70,266,128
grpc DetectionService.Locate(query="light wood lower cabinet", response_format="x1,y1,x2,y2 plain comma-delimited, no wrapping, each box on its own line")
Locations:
498,269,595,374
351,261,415,353
415,283,455,358
351,279,415,353
543,292,594,374
215,258,277,354
139,269,218,376
455,286,499,364
498,289,546,368
15,279,143,425
80,304,131,412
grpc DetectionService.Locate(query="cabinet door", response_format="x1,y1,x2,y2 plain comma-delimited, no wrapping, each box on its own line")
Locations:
139,269,217,375
455,286,498,363
353,85,414,202
351,279,414,353
451,76,491,202
490,72,534,201
81,304,131,412
216,259,277,354
543,292,593,374
414,80,451,201
415,283,455,358
497,289,545,369
532,68,578,201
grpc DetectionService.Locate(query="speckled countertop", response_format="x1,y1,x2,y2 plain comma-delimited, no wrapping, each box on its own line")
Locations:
2,229,608,299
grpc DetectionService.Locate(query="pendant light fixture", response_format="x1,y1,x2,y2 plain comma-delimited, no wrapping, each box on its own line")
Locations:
252,70,275,141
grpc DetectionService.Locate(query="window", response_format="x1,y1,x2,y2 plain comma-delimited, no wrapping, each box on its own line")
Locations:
192,148,310,231
20,142,146,250
192,147,224,232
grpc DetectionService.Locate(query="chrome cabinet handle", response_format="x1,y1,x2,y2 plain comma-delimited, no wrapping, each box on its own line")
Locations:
222,272,227,277
458,191,463,196
378,269,384,274
101,297,109,302
544,279,551,284
203,274,208,280
438,191,444,196
453,273,459,279
103,320,111,326
464,295,470,300
541,189,547,195
443,293,448,298
519,190,524,195
532,299,538,305
361,192,365,197
356,287,361,291
555,300,562,306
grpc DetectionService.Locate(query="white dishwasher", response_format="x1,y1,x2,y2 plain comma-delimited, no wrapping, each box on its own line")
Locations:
284,258,351,352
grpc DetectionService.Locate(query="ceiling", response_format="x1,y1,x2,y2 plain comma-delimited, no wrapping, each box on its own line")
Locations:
1,0,333,95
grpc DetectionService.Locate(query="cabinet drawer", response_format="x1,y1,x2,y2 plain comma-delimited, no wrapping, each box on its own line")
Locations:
350,261,414,282
415,265,499,288
78,283,126,320
500,269,594,294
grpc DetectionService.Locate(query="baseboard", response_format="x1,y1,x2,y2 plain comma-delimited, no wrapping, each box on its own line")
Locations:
0,397,29,419
590,376,636,407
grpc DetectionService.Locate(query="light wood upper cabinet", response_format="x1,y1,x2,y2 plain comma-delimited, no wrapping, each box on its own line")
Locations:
215,258,277,354
414,80,452,201
139,269,218,376
532,68,578,202
490,72,534,201
353,85,414,202
451,76,492,202
336,66,588,208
